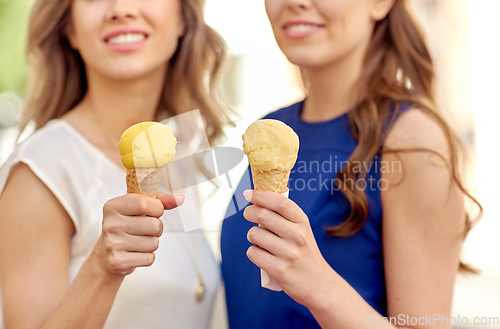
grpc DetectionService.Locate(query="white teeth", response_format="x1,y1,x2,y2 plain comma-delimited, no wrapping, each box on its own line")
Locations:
108,33,146,45
287,24,317,32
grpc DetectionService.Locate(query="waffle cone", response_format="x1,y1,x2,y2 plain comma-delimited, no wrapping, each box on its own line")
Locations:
251,168,290,194
126,166,164,198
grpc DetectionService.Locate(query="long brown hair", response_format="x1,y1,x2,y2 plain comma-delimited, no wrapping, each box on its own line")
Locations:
323,0,481,272
22,0,231,145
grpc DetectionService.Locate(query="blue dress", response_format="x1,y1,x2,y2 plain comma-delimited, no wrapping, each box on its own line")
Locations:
221,101,391,329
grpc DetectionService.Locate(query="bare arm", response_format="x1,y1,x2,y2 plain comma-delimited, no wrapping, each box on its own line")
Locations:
0,163,183,329
0,163,76,328
243,109,464,328
381,109,463,328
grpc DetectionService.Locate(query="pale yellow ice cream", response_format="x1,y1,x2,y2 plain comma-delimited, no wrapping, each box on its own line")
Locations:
118,122,177,169
242,119,299,172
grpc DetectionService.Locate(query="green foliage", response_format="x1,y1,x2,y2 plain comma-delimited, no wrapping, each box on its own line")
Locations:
0,0,33,95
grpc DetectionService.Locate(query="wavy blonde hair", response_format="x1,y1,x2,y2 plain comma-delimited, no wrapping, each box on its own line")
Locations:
318,0,481,273
22,0,231,145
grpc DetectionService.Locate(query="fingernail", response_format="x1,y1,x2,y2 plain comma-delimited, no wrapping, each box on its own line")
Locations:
174,194,185,205
243,190,253,202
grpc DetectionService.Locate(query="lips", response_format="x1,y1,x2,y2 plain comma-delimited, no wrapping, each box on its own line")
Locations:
103,29,149,42
107,33,146,45
103,29,149,52
282,21,325,40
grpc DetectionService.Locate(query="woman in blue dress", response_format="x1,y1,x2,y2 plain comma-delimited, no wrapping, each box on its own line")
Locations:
221,0,479,328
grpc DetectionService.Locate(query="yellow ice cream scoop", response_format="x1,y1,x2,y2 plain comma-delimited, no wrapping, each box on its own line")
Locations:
243,119,299,173
118,121,177,169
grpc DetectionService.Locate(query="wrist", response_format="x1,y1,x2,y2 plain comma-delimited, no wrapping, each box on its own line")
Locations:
307,267,340,315
85,251,125,288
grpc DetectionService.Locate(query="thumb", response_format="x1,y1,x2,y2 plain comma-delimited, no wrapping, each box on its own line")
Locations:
157,193,185,210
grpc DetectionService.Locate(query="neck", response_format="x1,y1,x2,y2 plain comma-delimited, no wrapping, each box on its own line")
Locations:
82,67,166,140
301,42,368,123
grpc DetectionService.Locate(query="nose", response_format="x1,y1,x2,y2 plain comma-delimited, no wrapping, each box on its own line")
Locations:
105,0,139,21
285,0,313,11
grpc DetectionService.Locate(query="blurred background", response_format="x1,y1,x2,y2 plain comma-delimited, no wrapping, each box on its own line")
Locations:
0,0,499,328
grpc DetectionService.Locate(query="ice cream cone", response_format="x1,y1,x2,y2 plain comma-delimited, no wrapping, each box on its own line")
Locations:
243,119,299,292
251,168,290,194
126,166,164,198
119,122,176,198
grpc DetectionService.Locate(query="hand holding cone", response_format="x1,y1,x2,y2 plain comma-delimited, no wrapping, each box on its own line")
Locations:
243,119,299,291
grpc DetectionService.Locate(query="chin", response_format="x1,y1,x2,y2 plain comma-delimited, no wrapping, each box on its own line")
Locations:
99,61,166,81
106,70,150,81
283,51,331,70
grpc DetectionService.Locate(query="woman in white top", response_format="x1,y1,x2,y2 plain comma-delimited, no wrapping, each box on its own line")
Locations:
0,0,231,328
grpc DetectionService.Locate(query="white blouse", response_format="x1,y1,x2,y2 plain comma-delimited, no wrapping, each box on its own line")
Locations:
0,120,219,329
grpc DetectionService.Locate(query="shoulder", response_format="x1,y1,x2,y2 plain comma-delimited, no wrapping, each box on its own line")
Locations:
381,108,457,201
0,120,82,198
381,108,459,205
0,121,87,232
384,108,450,161
20,120,73,149
380,108,465,233
13,120,83,168
15,121,72,155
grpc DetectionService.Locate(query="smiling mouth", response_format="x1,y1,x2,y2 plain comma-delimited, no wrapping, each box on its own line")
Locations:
284,24,323,32
106,33,148,45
